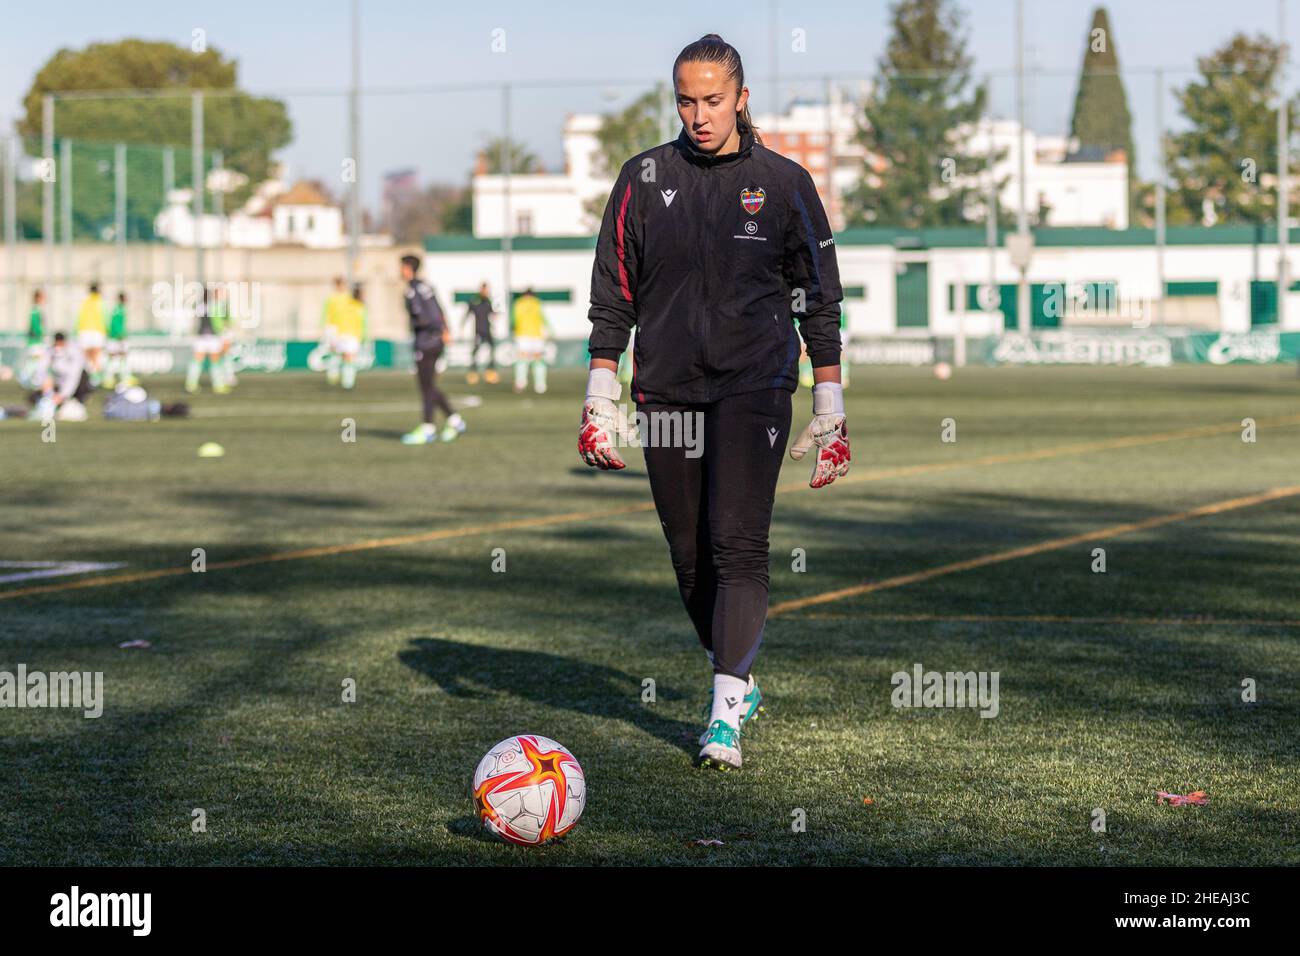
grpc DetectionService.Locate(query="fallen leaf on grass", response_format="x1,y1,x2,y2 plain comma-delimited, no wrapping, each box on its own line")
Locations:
118,639,152,649
1156,789,1208,806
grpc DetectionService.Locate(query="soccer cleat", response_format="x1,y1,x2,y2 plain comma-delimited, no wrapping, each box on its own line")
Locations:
699,679,764,745
212,383,233,395
466,371,481,385
401,426,438,445
440,416,467,443
697,720,742,771
484,369,500,384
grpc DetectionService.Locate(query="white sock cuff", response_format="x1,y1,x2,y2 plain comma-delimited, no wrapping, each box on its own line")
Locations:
711,674,748,728
812,381,844,416
586,366,620,401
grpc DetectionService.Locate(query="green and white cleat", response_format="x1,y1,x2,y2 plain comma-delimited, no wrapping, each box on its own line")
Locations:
401,425,438,445
699,679,764,745
440,415,467,443
697,720,742,771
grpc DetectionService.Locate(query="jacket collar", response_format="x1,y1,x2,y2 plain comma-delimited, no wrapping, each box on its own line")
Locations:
674,120,756,167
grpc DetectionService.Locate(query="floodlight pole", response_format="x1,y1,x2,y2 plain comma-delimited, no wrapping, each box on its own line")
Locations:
1015,0,1030,335
347,0,361,286
1155,69,1166,327
985,104,998,358
192,91,204,288
4,136,17,330
502,83,513,319
43,94,53,318
162,147,174,333
60,137,71,313
1279,0,1290,329
115,143,126,296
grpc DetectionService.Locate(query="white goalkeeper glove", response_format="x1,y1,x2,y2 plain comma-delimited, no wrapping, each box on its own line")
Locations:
790,381,850,488
578,366,631,470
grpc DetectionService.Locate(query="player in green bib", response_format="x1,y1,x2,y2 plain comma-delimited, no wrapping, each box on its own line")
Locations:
104,292,133,388
19,290,46,388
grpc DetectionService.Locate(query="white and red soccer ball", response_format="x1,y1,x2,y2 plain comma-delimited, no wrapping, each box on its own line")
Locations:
472,734,586,846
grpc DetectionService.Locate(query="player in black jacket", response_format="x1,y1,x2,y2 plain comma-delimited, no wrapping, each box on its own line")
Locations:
400,254,467,444
462,282,500,385
580,34,851,771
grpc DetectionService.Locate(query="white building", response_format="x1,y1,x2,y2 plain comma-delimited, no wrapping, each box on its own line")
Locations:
961,119,1129,229
472,113,610,238
471,105,1129,238
154,177,350,249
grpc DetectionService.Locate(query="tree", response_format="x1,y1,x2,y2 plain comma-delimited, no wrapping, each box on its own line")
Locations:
16,39,291,240
583,85,675,227
1165,33,1299,226
431,137,543,237
843,0,997,228
386,183,471,242
480,137,543,175
1068,6,1138,221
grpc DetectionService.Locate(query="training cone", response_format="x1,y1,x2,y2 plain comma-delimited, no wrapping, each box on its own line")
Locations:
197,442,225,458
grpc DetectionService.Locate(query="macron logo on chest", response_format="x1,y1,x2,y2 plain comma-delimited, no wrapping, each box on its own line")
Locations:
660,189,677,207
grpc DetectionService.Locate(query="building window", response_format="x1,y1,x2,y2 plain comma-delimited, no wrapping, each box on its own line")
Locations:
517,211,533,235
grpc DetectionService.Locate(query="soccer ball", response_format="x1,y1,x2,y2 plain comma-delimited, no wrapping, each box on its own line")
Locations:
933,361,952,380
472,734,585,846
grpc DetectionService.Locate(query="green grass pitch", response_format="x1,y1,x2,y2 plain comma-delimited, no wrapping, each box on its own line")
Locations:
1,364,1298,865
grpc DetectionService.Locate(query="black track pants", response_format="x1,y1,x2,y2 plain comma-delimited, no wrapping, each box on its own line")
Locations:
415,343,454,424
469,328,496,371
639,387,793,680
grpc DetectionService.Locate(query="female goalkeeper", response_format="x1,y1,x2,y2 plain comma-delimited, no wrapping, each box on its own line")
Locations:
579,34,850,771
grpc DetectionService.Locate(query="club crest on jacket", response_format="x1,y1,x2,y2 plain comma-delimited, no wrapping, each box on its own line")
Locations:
741,188,766,215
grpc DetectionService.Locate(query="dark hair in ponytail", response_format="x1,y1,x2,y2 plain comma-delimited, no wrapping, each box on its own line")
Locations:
673,34,762,145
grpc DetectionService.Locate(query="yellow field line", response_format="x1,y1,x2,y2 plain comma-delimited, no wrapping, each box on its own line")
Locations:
0,501,658,601
786,612,1300,628
3,414,1297,603
774,412,1300,494
768,485,1300,617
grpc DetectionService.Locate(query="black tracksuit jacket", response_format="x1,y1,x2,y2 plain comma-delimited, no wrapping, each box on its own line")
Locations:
404,278,447,350
586,121,844,405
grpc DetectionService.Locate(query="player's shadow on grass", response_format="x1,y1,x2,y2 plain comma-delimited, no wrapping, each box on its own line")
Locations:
173,488,375,511
398,636,699,757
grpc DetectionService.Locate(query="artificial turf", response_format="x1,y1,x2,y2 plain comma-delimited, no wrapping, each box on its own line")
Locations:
1,364,1297,865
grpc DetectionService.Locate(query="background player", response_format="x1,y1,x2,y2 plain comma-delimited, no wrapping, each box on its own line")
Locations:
185,287,231,394
331,283,367,390
30,331,91,421
104,291,132,389
76,282,107,386
511,286,552,395
399,254,467,444
462,281,500,386
214,285,239,388
321,276,349,385
19,290,46,389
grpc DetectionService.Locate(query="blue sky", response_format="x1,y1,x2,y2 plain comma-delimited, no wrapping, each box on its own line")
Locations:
1,0,1294,208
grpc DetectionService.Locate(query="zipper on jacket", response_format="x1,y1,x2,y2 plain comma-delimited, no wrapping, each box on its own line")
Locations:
700,163,713,401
